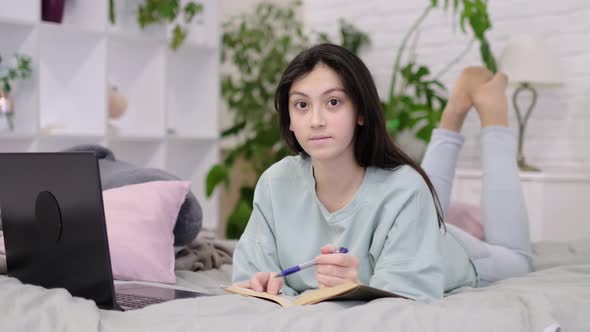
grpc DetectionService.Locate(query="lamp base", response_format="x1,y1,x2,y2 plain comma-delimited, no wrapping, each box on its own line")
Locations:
513,83,541,173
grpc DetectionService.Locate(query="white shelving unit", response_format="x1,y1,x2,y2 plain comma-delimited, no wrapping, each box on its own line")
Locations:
0,1,221,231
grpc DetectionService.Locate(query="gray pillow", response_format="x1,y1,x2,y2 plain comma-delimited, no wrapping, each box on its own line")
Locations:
63,145,202,246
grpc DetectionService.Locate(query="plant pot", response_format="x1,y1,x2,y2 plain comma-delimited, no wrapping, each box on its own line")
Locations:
0,89,15,131
42,0,66,23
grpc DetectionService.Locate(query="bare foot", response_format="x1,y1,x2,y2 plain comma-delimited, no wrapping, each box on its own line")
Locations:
472,72,509,128
440,66,494,132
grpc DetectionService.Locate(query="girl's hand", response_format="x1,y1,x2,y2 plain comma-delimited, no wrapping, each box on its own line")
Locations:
315,244,359,288
233,272,284,295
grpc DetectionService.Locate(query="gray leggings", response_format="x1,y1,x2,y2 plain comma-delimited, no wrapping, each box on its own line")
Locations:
421,127,533,286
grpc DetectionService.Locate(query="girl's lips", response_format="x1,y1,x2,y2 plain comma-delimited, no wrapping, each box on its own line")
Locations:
310,136,331,141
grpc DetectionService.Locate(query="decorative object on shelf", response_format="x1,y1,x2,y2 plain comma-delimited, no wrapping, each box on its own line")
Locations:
107,83,127,136
205,1,370,239
499,34,562,172
0,54,33,132
108,0,204,50
108,84,128,119
382,0,497,145
0,89,14,132
41,0,66,23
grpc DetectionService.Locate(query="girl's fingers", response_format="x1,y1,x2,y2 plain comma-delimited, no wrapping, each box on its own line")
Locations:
250,272,270,292
267,275,284,295
319,243,336,255
315,252,359,268
316,264,358,280
315,272,350,288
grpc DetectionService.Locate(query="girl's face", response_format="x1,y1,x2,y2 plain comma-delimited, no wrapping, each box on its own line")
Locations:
288,63,363,163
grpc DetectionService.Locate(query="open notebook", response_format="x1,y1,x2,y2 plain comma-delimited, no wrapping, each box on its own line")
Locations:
225,282,409,307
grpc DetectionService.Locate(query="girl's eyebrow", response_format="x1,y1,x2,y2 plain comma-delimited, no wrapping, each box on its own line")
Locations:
289,88,346,98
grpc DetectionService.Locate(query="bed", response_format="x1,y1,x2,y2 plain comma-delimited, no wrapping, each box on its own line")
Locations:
1,239,589,332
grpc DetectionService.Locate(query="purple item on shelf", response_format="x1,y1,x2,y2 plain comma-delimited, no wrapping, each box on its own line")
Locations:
42,0,66,23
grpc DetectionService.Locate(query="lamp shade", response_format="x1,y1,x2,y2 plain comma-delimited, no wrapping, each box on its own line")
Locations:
499,34,562,86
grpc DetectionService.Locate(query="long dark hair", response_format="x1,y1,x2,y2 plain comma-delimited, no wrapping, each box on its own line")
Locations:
274,43,444,228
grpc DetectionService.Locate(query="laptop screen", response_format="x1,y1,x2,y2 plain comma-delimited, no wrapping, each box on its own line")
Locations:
0,152,118,309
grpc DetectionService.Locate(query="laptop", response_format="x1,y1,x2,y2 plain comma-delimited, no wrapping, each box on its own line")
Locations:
0,152,210,310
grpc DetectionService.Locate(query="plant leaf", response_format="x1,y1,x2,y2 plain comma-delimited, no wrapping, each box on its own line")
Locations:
416,124,434,142
221,121,247,137
226,198,253,239
205,164,229,197
479,39,497,72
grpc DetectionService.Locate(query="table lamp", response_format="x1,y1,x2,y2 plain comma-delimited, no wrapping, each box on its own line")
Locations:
499,34,562,172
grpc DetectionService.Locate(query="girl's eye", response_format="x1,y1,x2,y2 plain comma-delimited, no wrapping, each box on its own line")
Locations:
328,98,340,106
295,101,307,109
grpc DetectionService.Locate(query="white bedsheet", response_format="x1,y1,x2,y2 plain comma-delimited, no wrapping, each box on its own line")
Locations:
1,242,589,332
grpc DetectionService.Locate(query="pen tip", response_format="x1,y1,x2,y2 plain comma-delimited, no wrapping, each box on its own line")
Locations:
273,273,283,278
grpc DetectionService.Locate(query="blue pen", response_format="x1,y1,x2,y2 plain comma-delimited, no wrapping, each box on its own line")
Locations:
274,247,349,278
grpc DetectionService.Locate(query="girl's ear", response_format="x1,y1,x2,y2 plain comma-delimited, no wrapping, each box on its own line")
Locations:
357,115,365,126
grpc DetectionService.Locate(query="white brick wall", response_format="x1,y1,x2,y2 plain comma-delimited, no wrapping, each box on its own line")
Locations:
303,0,590,173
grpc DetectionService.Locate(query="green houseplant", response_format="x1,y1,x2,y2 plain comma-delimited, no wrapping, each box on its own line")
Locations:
207,0,496,239
383,0,497,143
109,0,204,50
206,1,370,239
0,54,32,94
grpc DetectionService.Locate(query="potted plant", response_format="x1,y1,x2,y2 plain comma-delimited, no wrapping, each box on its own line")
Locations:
205,1,370,239
109,0,204,50
0,54,32,131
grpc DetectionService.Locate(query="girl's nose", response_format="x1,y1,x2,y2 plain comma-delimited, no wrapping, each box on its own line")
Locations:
310,107,326,128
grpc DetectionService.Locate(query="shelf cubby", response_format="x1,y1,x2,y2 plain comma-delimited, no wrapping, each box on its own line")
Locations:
38,26,106,135
107,0,166,42
165,47,218,139
107,37,166,138
172,0,219,50
60,0,107,33
0,21,38,134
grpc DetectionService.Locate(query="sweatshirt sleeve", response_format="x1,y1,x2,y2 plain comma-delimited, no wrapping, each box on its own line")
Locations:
369,183,445,301
231,173,298,296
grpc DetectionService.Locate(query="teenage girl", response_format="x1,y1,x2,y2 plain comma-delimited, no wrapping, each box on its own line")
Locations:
232,44,531,301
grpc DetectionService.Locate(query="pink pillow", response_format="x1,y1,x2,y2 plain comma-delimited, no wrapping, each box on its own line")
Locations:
447,202,485,241
0,181,189,282
103,180,189,283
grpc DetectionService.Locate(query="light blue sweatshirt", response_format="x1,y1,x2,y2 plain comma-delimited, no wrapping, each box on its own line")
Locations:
232,156,477,301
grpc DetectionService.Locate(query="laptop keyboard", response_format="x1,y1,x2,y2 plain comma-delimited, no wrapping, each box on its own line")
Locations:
115,293,165,310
